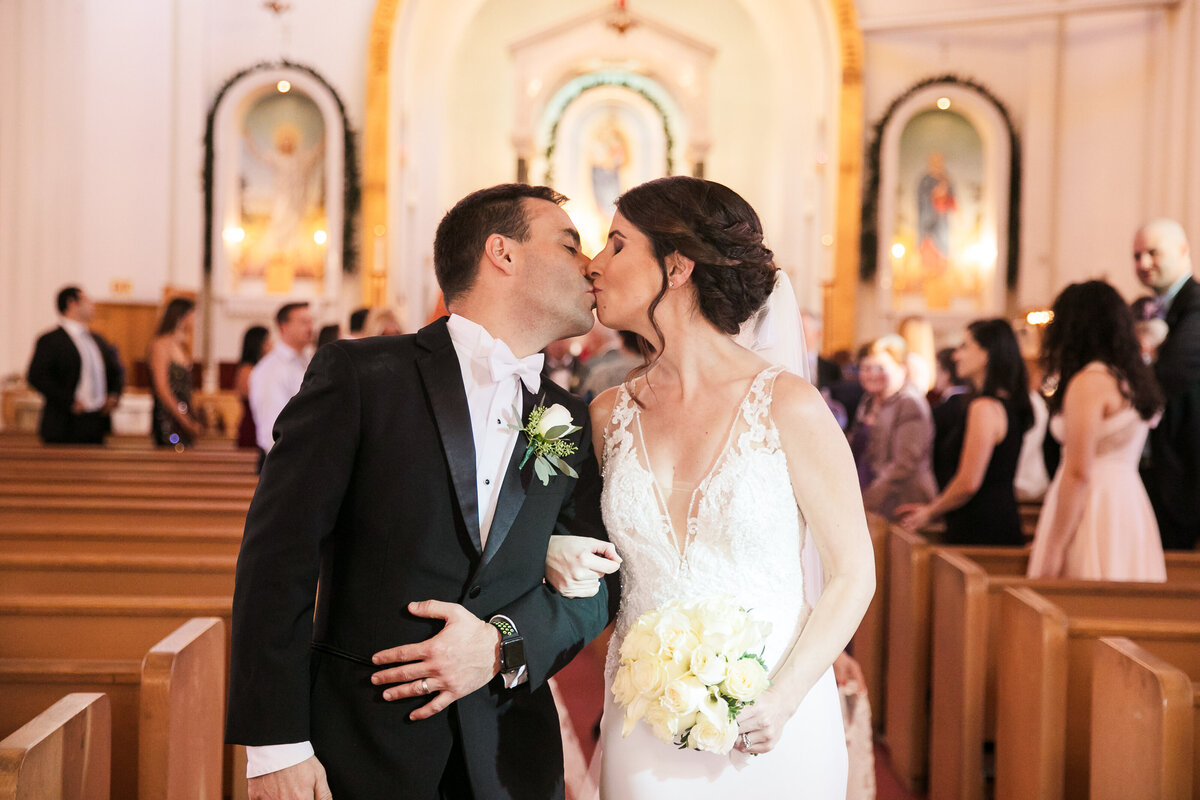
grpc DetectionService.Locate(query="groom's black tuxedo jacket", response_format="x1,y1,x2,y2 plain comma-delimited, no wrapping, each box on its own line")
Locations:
227,318,617,799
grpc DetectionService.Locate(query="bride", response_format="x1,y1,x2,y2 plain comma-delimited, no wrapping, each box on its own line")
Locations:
548,176,876,797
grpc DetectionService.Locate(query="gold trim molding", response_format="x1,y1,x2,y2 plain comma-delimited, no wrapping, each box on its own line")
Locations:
362,0,403,307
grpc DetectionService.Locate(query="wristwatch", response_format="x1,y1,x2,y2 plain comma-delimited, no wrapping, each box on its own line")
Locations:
488,615,526,681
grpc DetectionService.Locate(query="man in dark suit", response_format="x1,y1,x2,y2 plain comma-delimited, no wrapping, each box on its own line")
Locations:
227,184,620,800
26,286,124,444
1135,218,1200,551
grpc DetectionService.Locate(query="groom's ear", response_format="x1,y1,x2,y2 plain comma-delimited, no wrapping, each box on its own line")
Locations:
483,233,517,276
665,252,695,287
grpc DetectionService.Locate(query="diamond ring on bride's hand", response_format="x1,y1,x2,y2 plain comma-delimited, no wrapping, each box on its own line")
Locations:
740,732,751,749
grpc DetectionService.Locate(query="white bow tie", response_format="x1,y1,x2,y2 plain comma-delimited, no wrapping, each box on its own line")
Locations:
486,340,543,394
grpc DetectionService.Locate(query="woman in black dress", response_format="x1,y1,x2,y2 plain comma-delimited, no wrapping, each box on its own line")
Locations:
148,298,204,447
897,319,1033,545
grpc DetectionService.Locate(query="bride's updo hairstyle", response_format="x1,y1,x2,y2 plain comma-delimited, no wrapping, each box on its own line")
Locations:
616,177,777,393
618,176,777,336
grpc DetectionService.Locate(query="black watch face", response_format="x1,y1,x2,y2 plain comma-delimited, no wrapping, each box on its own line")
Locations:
501,636,526,672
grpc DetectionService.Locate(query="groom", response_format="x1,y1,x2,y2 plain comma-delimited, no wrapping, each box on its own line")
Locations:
227,184,619,799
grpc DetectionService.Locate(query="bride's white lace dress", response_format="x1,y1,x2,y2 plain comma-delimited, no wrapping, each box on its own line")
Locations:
597,366,848,798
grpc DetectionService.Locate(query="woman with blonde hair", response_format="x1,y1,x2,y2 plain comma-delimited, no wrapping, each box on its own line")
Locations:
363,306,402,337
851,334,938,520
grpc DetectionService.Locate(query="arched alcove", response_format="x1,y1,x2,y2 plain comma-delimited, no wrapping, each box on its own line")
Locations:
204,62,353,374
367,0,857,337
862,77,1020,341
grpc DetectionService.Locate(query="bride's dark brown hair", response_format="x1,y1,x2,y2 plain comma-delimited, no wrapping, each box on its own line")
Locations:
615,176,777,393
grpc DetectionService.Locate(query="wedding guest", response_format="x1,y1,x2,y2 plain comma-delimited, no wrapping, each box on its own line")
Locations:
347,307,369,339
27,286,125,444
1027,280,1166,579
316,324,340,349
930,346,971,489
235,325,272,451
1130,296,1169,363
1133,218,1200,551
148,297,204,447
363,306,402,337
851,334,937,520
897,319,1032,545
249,301,313,453
577,328,642,401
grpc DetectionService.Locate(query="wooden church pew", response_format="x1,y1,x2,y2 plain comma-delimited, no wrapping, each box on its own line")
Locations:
0,480,255,503
0,554,237,597
0,496,250,531
137,617,225,800
849,512,890,735
1090,636,1199,800
928,549,1200,800
994,584,1200,800
0,595,232,661
0,618,226,800
0,692,111,800
0,526,242,558
0,444,258,471
883,527,1029,793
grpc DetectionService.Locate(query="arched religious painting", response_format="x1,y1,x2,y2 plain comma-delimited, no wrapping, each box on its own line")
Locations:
865,78,1019,329
890,109,985,313
539,75,676,257
235,89,328,292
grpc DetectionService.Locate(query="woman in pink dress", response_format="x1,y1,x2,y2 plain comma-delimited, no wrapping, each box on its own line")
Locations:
1027,280,1166,580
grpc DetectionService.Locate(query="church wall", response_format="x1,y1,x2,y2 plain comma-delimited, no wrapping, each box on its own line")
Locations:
3,0,1198,381
855,0,1200,347
0,0,376,382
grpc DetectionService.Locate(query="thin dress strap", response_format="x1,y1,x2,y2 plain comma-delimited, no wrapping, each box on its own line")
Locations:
601,383,638,477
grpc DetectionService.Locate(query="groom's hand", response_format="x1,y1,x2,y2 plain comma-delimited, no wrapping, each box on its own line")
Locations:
370,600,501,721
247,755,332,800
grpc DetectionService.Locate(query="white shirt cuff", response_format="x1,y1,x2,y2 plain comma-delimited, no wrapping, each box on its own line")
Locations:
500,663,528,689
245,742,315,778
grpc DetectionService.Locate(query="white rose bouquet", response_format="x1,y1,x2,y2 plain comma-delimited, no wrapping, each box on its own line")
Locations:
612,596,772,754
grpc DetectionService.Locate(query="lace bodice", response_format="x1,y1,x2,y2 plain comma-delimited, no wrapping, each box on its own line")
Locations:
601,365,809,678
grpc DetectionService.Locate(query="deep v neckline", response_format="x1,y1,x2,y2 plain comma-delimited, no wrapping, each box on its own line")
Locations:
631,367,771,560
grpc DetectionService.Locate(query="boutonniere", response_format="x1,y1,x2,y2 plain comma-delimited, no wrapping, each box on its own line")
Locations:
510,401,582,486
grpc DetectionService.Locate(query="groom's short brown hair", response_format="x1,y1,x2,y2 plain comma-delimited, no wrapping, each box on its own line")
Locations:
433,184,567,304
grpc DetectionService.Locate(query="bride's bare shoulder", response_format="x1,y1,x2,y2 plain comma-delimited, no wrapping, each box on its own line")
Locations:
770,371,839,428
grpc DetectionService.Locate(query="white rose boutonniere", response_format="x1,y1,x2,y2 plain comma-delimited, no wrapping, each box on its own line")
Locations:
509,401,582,486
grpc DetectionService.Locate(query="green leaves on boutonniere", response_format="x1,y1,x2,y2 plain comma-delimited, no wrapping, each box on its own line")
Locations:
509,401,582,486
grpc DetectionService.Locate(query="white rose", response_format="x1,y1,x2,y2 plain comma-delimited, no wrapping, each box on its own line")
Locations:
687,695,738,753
619,621,661,662
689,597,746,653
621,696,650,737
723,657,771,703
689,644,728,686
629,656,668,699
644,700,695,745
660,674,708,717
654,610,700,662
611,664,637,707
534,403,575,439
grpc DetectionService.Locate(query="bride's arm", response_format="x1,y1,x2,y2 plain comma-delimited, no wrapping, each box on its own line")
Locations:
544,387,623,597
736,374,876,751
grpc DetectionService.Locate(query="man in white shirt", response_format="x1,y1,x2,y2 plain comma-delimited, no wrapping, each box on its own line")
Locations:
248,302,314,453
227,184,619,799
27,286,124,444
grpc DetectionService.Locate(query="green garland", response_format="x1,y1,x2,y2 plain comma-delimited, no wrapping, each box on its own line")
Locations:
203,61,361,275
542,75,675,185
859,75,1021,289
